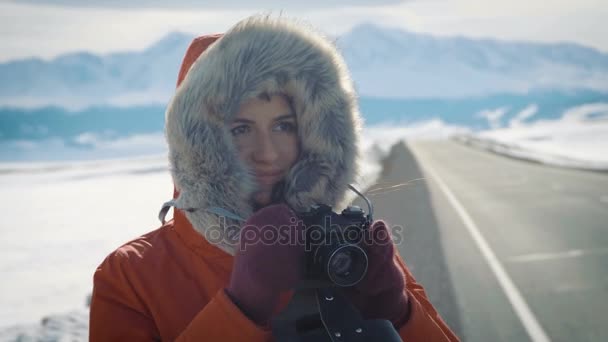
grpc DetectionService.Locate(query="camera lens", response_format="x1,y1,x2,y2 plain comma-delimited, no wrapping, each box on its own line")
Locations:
326,244,368,287
329,250,353,276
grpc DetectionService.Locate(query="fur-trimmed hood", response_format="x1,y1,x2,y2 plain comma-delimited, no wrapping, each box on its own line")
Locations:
164,15,362,255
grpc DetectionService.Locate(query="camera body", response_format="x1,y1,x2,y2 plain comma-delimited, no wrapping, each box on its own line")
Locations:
297,203,371,287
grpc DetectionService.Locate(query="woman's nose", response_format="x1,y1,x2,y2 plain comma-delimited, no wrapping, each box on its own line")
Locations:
252,133,279,163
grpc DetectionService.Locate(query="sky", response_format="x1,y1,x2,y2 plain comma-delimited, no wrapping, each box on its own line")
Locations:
0,0,607,62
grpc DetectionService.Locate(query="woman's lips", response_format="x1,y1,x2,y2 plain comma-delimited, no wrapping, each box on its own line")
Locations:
255,170,283,184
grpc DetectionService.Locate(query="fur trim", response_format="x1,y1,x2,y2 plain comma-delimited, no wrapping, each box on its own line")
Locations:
165,15,362,255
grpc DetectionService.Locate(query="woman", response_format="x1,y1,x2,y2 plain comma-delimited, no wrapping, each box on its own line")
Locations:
89,15,458,341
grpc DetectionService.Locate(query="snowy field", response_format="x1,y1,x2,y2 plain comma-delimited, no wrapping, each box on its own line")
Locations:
1,106,606,339
0,156,173,329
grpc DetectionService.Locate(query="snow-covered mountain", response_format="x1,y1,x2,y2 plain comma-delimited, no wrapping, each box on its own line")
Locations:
338,24,608,98
1,24,608,109
0,32,193,109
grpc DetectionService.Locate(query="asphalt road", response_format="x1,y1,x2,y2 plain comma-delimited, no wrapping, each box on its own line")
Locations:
357,140,608,342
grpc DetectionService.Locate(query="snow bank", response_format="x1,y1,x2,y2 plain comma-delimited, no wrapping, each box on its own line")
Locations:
455,103,608,171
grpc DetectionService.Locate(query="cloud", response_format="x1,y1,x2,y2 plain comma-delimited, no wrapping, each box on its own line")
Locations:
10,0,406,10
0,1,418,62
1,0,607,63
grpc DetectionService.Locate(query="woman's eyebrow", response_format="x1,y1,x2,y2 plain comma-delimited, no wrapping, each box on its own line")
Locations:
232,113,295,124
232,118,255,124
273,113,296,121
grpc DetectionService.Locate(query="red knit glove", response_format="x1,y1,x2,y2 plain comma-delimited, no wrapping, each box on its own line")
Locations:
344,220,409,327
225,204,306,326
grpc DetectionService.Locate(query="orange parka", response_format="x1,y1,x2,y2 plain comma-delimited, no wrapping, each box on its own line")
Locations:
89,21,459,342
90,210,458,341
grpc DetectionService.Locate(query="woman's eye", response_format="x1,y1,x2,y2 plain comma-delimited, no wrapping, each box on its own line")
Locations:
230,125,250,136
274,121,296,132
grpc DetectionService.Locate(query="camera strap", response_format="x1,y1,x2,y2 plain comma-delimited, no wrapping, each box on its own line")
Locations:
315,287,367,342
272,287,401,342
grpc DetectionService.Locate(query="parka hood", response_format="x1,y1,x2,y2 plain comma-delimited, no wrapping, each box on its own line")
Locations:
164,15,362,255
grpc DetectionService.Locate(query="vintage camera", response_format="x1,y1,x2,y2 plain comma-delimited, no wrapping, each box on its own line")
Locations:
297,188,373,287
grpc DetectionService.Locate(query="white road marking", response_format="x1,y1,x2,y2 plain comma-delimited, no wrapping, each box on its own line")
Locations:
421,162,551,342
507,248,608,264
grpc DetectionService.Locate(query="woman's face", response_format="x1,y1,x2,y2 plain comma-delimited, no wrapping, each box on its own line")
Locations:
231,94,300,207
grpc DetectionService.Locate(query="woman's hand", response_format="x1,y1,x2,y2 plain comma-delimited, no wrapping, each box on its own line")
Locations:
344,220,410,327
225,203,306,326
